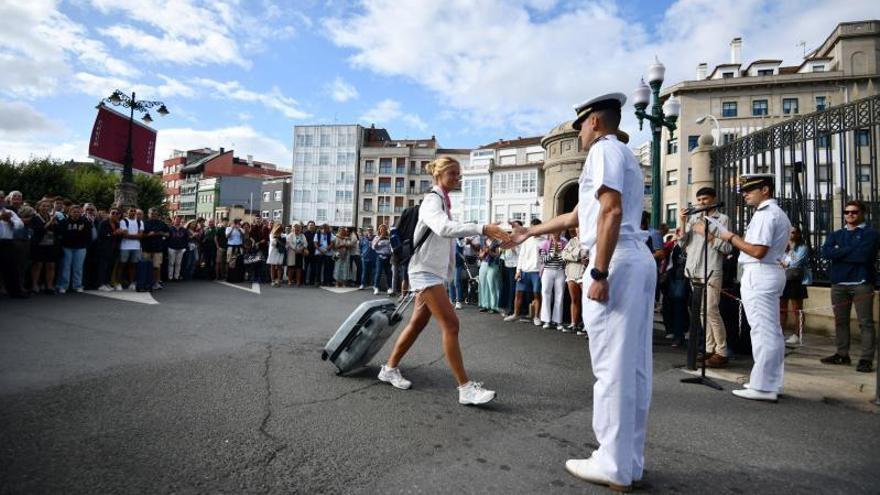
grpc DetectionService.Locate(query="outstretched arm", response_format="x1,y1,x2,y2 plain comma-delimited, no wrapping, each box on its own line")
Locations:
504,205,578,247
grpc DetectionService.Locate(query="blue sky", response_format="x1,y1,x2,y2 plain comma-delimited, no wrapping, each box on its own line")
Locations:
0,0,876,171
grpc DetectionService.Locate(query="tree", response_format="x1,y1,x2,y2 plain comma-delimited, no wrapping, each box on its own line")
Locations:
0,158,21,193
16,158,74,202
71,165,117,209
135,173,168,216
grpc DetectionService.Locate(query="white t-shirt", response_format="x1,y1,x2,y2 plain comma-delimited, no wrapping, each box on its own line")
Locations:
738,199,791,265
578,134,647,252
119,217,143,250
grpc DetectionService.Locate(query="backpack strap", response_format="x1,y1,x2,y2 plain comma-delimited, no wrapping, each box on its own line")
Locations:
412,190,443,255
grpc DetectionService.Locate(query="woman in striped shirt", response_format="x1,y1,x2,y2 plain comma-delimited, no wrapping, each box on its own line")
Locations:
539,230,567,330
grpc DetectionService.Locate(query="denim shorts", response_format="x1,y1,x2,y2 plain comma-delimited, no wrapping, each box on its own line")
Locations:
408,271,446,291
119,249,141,263
515,271,542,293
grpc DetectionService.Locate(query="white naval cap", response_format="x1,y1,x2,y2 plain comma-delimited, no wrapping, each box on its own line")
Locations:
739,173,775,192
572,92,627,130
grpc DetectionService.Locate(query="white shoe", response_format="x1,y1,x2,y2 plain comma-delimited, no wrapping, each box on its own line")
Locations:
785,334,800,345
113,284,123,291
57,288,66,294
533,318,542,327
387,288,394,295
455,302,462,310
98,284,113,292
743,383,783,394
503,314,518,322
458,381,495,405
557,324,567,332
152,282,162,291
664,333,674,339
74,287,84,293
378,365,411,390
358,284,364,290
565,455,631,491
129,284,137,291
373,288,379,295
732,388,778,402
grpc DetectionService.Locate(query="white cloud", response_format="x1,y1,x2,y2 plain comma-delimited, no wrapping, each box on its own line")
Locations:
326,0,879,138
360,99,428,131
194,78,310,119
0,1,138,97
0,138,89,163
155,125,291,172
74,73,195,100
327,77,359,102
0,101,58,136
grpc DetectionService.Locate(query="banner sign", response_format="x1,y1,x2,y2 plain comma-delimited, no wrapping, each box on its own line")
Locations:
88,105,157,173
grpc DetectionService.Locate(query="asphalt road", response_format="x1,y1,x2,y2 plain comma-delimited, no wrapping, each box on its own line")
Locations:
1,281,877,494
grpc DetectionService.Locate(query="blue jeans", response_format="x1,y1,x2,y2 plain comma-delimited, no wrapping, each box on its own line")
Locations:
373,256,392,290
500,265,517,313
360,257,375,286
448,265,463,302
57,247,86,290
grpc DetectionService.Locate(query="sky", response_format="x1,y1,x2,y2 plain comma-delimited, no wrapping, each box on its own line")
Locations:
0,0,877,172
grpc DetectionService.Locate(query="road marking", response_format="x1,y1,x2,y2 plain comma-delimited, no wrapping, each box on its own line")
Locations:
321,287,360,294
216,281,261,294
82,290,159,305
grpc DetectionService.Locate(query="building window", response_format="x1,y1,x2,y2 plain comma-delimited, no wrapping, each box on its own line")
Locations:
757,69,773,76
817,134,830,148
752,100,768,116
274,190,282,202
817,163,831,183
722,102,737,118
526,152,543,163
363,179,373,193
363,198,372,212
364,160,375,174
812,64,825,72
722,132,738,145
722,72,734,79
378,178,391,193
395,178,405,194
666,139,678,155
316,209,327,222
379,158,392,174
396,158,406,175
316,190,329,203
273,209,282,220
856,129,870,146
420,180,431,193
665,204,678,228
687,135,699,152
782,98,799,115
262,191,270,202
666,170,678,185
261,210,270,219
857,165,872,182
816,96,826,111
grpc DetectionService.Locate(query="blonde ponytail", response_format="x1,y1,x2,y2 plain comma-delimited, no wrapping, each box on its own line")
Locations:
426,155,460,179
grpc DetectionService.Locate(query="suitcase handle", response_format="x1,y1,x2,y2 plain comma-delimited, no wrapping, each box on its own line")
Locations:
389,291,416,324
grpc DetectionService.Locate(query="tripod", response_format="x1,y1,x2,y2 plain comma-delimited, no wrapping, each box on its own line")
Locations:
681,211,723,391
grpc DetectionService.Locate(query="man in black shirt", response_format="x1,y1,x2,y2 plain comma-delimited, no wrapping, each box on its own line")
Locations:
142,208,170,290
215,219,228,280
56,205,94,293
95,208,122,291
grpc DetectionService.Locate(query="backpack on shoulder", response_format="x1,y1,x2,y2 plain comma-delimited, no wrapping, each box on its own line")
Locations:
393,190,441,263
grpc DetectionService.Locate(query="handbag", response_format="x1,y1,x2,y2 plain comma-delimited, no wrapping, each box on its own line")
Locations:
785,266,803,281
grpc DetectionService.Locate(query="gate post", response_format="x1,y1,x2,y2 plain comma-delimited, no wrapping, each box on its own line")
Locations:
690,133,715,197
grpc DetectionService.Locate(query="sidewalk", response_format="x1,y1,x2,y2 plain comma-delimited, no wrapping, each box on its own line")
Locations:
680,334,879,413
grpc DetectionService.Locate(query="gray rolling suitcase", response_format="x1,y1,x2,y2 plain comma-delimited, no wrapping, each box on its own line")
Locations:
321,292,415,374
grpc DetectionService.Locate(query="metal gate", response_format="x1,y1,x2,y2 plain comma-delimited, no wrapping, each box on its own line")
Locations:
712,94,880,285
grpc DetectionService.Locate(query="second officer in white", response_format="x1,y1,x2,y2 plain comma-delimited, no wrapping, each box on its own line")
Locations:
713,174,791,402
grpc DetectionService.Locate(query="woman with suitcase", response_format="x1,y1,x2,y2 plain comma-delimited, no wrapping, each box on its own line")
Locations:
378,156,509,405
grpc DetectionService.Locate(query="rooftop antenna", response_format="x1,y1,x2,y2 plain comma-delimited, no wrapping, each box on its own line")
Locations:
797,41,807,58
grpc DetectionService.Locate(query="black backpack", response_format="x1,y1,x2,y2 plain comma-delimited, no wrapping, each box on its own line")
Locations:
394,190,442,263
275,235,287,253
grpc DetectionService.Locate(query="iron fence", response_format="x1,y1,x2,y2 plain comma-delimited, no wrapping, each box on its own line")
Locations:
713,94,879,285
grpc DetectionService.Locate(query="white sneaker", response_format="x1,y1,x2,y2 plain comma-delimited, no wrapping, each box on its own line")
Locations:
373,288,379,295
57,288,66,294
98,284,113,292
387,288,394,295
785,334,800,345
113,284,123,291
565,454,630,491
129,284,137,291
542,322,551,329
664,333,674,339
378,365,412,390
152,282,162,291
503,314,518,322
533,318,542,326
732,388,778,402
74,287,84,293
358,284,364,290
458,381,495,405
557,324,566,332
454,302,462,310
743,383,784,394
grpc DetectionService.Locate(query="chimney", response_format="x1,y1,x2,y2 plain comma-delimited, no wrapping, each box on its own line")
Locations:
696,63,708,80
219,147,225,154
730,37,742,64
247,154,253,167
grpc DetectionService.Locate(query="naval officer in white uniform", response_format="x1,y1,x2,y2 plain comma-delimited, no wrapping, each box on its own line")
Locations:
506,93,654,492
713,174,791,402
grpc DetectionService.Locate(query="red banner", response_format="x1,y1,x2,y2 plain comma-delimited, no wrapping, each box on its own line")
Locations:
88,105,157,174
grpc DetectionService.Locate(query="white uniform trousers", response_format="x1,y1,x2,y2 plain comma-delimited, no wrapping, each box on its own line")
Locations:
540,268,566,324
582,239,655,486
740,263,786,392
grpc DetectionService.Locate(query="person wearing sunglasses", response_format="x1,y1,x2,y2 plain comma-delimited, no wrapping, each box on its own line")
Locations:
820,200,879,373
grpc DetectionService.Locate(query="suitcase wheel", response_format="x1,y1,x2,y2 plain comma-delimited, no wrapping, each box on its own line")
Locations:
320,350,328,361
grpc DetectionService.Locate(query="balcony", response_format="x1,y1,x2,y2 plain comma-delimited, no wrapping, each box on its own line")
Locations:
394,187,405,194
377,205,391,213
394,206,404,213
362,188,374,194
377,187,391,194
395,167,406,175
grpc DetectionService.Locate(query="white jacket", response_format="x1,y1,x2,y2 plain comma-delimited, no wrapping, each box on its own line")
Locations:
408,186,483,280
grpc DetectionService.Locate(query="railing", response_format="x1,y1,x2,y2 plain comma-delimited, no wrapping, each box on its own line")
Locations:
712,94,880,285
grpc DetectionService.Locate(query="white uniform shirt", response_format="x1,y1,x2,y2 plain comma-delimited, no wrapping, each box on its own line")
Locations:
738,199,791,265
578,134,647,251
0,207,23,239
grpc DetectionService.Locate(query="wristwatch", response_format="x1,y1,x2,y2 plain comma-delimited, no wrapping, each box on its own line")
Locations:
590,268,609,281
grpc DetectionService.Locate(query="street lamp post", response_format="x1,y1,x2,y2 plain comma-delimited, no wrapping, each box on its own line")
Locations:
632,57,680,228
100,90,169,208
